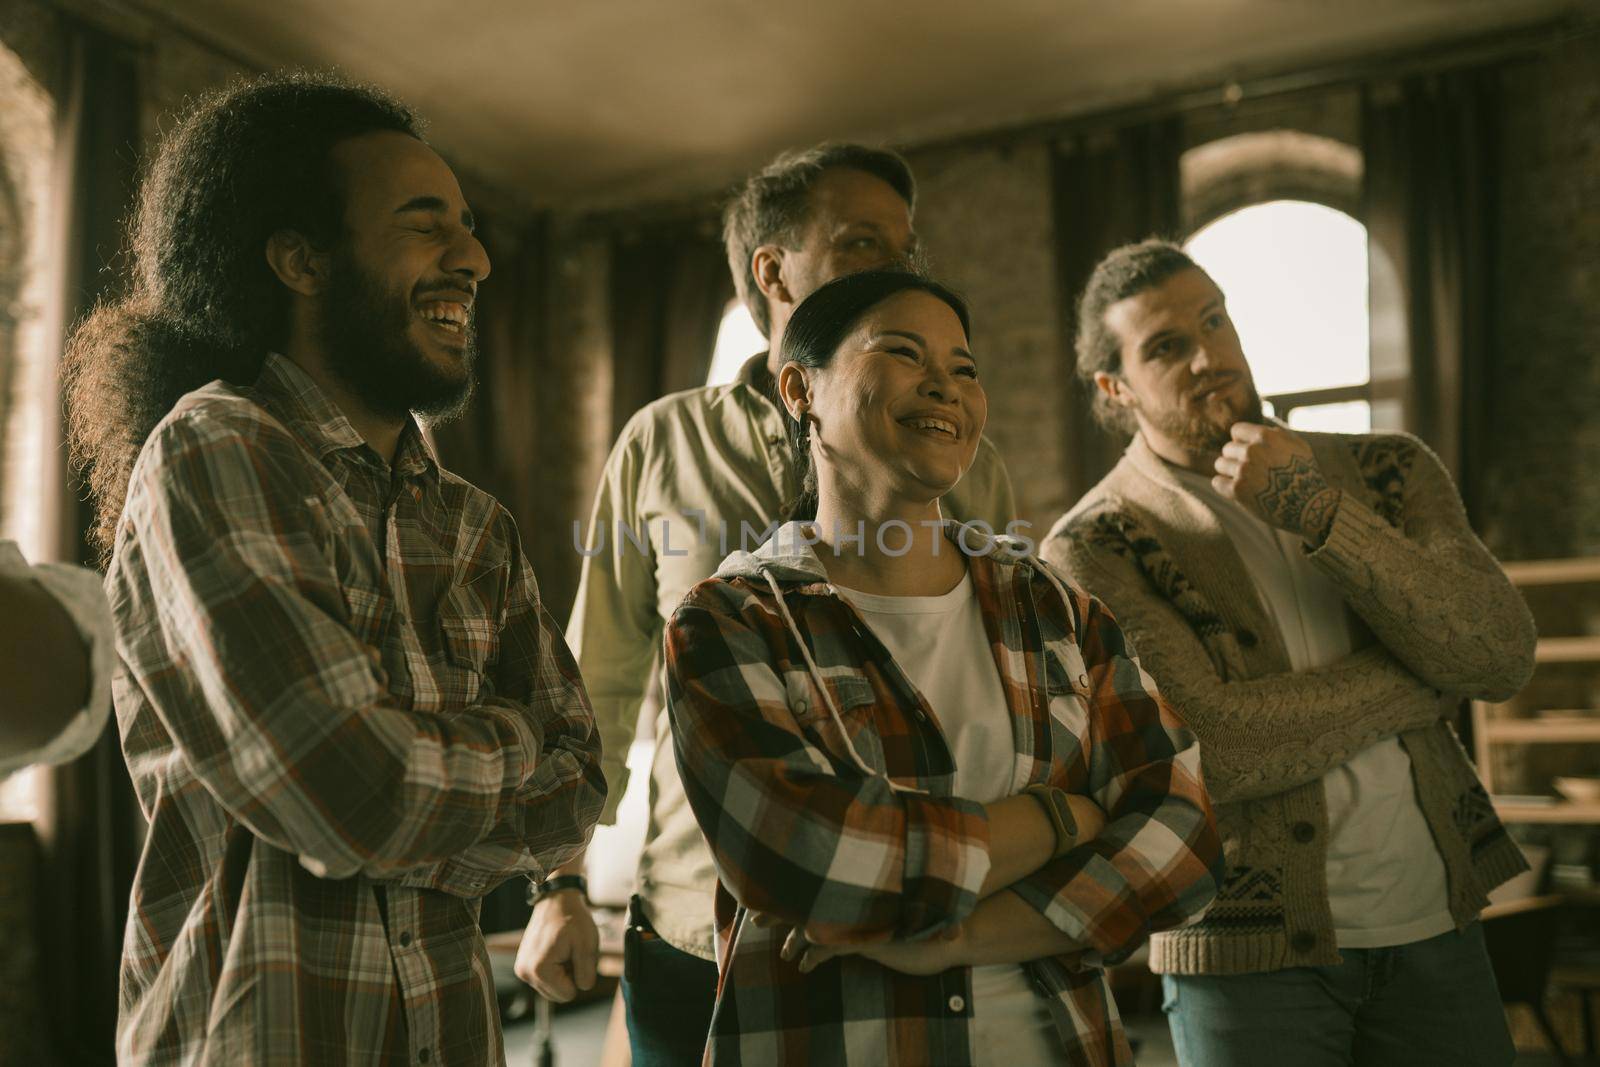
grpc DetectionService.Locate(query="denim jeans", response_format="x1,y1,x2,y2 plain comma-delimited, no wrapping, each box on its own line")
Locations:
620,895,719,1067
1161,923,1515,1067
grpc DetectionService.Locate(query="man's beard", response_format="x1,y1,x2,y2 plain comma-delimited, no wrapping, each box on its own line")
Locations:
1142,379,1265,453
317,249,477,425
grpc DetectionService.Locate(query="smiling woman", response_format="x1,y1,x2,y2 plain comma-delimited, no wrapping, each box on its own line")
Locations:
771,269,980,526
660,268,1221,1067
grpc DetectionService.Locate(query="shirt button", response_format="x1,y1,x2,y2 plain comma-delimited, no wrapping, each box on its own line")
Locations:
399,931,413,948
1077,673,1089,689
1291,931,1316,953
947,994,965,1013
792,696,809,715
1237,628,1259,649
418,1050,430,1064
1293,821,1316,844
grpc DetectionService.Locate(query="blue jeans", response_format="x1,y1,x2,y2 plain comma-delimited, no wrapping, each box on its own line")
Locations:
620,895,718,1067
1162,923,1515,1067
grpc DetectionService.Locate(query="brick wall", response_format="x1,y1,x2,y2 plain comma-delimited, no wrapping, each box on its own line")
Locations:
904,139,1071,537
1482,31,1600,560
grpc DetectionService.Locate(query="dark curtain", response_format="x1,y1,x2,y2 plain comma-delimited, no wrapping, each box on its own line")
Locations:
33,20,144,1066
608,222,733,441
1050,117,1183,507
435,219,729,933
1362,70,1500,524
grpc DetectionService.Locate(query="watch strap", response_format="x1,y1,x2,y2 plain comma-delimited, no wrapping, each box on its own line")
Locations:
527,873,588,907
1022,783,1078,859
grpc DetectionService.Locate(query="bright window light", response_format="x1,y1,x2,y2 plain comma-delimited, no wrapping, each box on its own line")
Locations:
583,739,656,907
1287,400,1372,434
0,767,40,822
705,302,765,387
1185,201,1370,401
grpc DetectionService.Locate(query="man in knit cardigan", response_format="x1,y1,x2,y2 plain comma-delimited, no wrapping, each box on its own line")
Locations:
1042,238,1535,1066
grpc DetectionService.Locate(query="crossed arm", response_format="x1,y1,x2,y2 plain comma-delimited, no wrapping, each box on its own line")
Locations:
664,574,1220,977
1043,431,1533,807
116,414,605,889
789,801,1100,976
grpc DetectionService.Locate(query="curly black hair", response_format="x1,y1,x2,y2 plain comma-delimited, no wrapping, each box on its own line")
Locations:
64,70,421,561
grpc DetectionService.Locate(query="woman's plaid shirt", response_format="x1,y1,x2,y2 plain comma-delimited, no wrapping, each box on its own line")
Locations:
107,355,605,1065
664,524,1222,1066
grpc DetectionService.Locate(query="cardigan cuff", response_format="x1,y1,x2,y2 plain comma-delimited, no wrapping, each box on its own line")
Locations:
1307,492,1392,580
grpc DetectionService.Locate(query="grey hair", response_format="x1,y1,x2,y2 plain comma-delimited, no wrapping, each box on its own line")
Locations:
721,143,916,337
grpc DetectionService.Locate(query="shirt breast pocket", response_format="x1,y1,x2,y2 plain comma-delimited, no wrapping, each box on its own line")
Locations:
437,563,509,689
783,670,887,777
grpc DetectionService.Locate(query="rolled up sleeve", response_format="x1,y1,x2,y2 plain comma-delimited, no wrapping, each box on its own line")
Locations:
1009,586,1222,965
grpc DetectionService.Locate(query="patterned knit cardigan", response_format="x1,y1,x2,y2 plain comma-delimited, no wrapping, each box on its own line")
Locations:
1041,430,1534,975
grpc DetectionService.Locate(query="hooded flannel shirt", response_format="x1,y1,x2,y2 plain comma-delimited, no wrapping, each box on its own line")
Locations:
108,354,606,1066
663,522,1222,1066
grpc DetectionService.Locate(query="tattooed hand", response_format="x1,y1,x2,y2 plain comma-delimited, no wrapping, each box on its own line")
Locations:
1212,423,1342,545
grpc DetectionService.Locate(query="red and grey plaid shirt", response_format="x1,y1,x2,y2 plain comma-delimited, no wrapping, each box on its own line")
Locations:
664,522,1221,1066
107,354,605,1065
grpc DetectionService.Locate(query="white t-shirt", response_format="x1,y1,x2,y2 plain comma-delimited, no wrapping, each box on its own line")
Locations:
835,575,1059,1066
1173,469,1454,948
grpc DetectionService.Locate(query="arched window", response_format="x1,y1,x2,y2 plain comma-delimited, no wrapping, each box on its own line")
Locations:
1185,200,1377,432
704,299,765,387
1181,129,1401,434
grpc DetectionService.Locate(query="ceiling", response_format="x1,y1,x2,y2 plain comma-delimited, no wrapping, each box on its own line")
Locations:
140,0,1579,210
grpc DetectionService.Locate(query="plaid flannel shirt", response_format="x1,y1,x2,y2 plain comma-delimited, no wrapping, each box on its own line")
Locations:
108,355,605,1066
664,522,1221,1066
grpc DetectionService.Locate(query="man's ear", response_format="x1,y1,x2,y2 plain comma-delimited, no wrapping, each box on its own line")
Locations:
752,244,794,312
776,360,811,422
1094,370,1135,411
265,230,332,297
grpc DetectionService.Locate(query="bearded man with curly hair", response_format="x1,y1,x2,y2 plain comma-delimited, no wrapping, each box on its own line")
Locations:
66,72,604,1065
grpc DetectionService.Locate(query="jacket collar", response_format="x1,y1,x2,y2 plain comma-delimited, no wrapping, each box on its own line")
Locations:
735,350,775,397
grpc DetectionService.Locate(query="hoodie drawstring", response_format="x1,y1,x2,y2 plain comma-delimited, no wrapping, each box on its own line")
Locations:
760,569,917,789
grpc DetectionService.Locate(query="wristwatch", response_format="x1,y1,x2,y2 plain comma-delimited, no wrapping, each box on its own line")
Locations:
527,873,588,908
1022,783,1080,859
